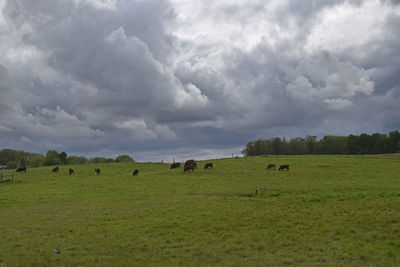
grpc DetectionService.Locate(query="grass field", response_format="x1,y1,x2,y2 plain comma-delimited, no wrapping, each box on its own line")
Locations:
1,155,400,266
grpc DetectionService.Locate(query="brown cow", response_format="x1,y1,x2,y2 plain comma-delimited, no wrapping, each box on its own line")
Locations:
69,168,74,175
267,163,276,170
184,160,197,168
278,164,289,171
185,159,195,165
204,162,213,169
52,166,59,173
170,162,181,169
95,168,101,175
184,164,195,172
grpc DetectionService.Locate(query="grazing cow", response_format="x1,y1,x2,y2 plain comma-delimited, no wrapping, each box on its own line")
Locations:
184,164,195,172
69,168,74,175
204,162,213,169
184,159,197,168
133,169,139,176
95,168,101,175
16,167,27,172
278,164,289,171
185,161,197,168
170,162,181,169
52,166,59,173
267,163,276,170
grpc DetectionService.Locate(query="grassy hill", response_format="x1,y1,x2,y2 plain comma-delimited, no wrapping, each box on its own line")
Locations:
1,155,400,266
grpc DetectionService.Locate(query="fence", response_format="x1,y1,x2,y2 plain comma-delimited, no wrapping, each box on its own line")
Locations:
0,173,14,184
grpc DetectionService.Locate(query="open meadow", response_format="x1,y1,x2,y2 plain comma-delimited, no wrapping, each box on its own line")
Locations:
1,155,400,266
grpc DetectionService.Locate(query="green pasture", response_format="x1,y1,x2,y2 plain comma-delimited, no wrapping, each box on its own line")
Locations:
1,155,400,266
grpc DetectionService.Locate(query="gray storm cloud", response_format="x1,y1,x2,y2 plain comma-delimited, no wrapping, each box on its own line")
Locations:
0,0,399,160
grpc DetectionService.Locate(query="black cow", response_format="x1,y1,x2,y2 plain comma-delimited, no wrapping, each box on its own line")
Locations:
170,162,181,169
133,169,139,176
16,167,27,172
204,162,213,169
52,166,59,173
279,164,289,171
69,168,74,175
95,168,101,175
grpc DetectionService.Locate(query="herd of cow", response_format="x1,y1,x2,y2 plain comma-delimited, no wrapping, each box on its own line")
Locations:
170,159,213,172
14,160,289,175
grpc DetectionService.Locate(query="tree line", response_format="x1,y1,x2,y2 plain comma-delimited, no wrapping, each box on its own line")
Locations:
241,131,400,156
0,149,135,169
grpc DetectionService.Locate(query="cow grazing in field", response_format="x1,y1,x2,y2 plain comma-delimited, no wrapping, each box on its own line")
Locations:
204,162,213,169
184,159,197,168
170,162,181,169
16,167,27,172
184,164,195,172
278,164,289,171
69,168,74,175
133,169,139,176
52,166,59,173
267,163,276,170
95,168,101,175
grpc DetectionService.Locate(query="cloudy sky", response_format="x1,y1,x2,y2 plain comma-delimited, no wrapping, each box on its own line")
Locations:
0,0,399,161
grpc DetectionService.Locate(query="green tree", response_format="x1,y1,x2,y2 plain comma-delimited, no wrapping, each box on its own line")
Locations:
58,152,68,164
388,131,400,153
346,135,360,154
19,158,27,168
289,138,307,155
116,154,134,163
90,157,104,163
29,156,45,167
305,136,317,154
271,138,283,155
44,150,62,166
67,156,89,165
6,161,18,169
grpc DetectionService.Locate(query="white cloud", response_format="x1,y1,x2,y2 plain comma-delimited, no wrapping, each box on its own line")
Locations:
285,51,374,109
305,0,395,53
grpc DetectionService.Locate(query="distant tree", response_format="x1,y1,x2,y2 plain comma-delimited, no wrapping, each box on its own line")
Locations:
320,136,347,155
116,154,134,163
67,156,89,165
6,161,18,169
0,149,43,167
289,137,307,155
242,142,254,156
370,133,388,154
58,152,68,164
90,157,108,163
44,150,62,166
388,131,400,153
271,138,283,155
19,158,27,168
29,156,45,167
305,136,317,154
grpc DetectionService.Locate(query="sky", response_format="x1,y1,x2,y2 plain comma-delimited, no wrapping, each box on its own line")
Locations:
0,0,400,162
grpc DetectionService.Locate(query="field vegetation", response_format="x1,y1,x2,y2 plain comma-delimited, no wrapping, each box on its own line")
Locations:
1,155,400,266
